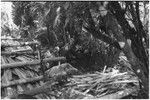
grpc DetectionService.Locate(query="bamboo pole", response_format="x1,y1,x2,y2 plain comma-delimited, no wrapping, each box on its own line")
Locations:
1,57,66,69
1,76,43,88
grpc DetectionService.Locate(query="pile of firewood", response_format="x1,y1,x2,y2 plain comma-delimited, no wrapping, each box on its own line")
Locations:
1,38,140,99
1,38,60,99
65,68,139,99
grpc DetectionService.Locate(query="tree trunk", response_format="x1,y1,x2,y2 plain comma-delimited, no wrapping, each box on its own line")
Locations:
109,2,149,76
101,12,148,96
83,6,148,96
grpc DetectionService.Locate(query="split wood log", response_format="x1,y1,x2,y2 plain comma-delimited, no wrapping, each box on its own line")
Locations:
1,57,66,69
1,38,24,41
1,76,43,88
71,89,94,99
1,41,39,48
1,51,38,56
9,48,46,53
10,49,32,53
83,87,138,99
4,80,58,99
97,87,138,99
22,81,56,96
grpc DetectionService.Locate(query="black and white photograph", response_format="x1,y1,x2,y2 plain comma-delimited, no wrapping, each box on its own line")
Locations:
1,1,149,99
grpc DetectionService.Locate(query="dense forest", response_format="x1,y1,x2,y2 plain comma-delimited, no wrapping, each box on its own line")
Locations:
1,1,149,99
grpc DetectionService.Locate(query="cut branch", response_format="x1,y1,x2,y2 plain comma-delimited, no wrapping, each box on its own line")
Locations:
83,26,121,50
